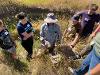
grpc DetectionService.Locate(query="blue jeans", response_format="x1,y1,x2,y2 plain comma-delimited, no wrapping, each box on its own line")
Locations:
74,48,100,75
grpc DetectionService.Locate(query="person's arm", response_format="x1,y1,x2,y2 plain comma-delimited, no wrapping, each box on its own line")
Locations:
17,25,33,40
91,24,100,37
40,24,45,44
85,64,100,75
91,14,100,37
70,33,80,48
56,25,62,44
21,32,33,40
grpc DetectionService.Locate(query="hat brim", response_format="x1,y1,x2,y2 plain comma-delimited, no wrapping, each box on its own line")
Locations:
44,18,58,23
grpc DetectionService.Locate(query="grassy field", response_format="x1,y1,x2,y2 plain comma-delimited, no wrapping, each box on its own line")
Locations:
0,0,100,75
18,0,100,10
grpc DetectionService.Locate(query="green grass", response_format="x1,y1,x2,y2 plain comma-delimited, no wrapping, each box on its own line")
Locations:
20,0,50,5
17,0,100,10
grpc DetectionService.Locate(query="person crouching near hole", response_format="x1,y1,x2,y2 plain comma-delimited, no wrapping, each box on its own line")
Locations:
40,13,61,56
16,12,34,60
0,20,17,59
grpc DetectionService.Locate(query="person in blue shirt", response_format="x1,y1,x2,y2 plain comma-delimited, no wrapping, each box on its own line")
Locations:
68,4,100,48
0,20,16,59
16,12,34,60
40,13,61,56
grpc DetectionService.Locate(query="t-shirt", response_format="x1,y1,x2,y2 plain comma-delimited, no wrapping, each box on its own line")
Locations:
94,32,100,57
72,10,100,36
68,22,81,35
17,21,33,40
0,29,14,49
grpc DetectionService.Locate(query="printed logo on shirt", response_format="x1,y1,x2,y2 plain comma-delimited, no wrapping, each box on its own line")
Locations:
27,24,30,27
4,31,8,35
84,18,89,21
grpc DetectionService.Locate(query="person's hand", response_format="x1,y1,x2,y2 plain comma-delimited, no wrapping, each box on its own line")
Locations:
90,32,96,38
23,36,28,40
45,40,51,48
23,32,33,40
69,43,75,48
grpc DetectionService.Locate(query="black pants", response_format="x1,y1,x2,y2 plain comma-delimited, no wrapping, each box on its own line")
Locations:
21,37,33,57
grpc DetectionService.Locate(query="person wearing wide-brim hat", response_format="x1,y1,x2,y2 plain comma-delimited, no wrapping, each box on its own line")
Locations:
44,13,58,23
40,13,61,56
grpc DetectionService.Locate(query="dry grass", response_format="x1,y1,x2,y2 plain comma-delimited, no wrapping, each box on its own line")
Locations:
0,19,84,75
0,0,99,75
0,40,80,75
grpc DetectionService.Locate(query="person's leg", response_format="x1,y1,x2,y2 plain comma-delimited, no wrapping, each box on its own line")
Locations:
21,38,33,58
27,37,33,58
74,50,94,75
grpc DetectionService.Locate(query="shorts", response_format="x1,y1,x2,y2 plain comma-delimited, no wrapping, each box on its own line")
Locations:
6,46,16,54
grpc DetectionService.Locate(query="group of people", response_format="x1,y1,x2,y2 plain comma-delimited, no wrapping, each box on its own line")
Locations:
0,12,62,60
68,4,100,75
0,3,100,75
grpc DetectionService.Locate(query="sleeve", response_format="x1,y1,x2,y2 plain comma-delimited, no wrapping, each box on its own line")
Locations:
71,11,83,21
56,25,62,42
40,24,45,41
17,25,25,34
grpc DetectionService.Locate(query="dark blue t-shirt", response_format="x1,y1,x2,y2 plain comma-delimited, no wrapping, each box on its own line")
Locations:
72,11,100,36
17,21,33,40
